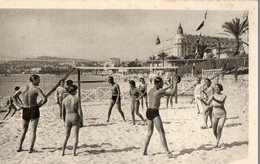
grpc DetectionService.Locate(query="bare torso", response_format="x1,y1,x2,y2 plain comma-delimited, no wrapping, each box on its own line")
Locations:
57,86,67,98
110,83,120,97
148,88,164,109
21,85,42,107
63,95,80,124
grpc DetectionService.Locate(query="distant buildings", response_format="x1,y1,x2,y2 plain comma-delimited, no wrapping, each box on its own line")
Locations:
104,57,121,67
154,23,238,59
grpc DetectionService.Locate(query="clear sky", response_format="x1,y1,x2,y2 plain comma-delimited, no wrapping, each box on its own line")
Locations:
0,9,245,61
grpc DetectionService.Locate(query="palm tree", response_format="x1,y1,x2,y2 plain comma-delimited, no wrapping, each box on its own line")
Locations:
222,17,248,56
157,52,168,67
166,55,179,66
149,56,156,67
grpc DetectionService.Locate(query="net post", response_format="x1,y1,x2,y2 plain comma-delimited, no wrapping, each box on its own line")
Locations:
77,68,83,126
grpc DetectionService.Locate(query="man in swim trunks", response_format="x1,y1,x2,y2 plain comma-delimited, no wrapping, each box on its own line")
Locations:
62,85,83,156
143,76,177,157
107,76,126,122
12,74,47,153
55,80,67,119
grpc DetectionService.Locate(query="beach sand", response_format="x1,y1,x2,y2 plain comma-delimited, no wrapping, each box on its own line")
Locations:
0,76,249,164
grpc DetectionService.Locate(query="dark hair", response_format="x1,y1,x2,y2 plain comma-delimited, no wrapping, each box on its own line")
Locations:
29,74,40,82
108,76,114,81
129,80,136,86
66,80,73,86
140,78,145,81
67,85,78,94
215,83,223,91
154,77,163,84
204,78,212,85
59,80,65,85
14,86,20,91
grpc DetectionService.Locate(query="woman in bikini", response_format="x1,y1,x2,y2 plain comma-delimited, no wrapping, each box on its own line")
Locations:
201,83,227,147
129,80,145,125
139,78,148,109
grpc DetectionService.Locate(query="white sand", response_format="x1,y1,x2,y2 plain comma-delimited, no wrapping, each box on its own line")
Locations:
0,96,248,164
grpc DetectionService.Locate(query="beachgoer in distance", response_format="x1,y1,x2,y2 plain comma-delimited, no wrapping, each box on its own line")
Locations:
3,86,22,120
62,85,83,156
139,78,148,109
55,80,67,119
143,76,178,157
12,75,47,153
165,78,175,109
129,80,145,125
201,83,227,147
193,77,203,114
107,76,126,122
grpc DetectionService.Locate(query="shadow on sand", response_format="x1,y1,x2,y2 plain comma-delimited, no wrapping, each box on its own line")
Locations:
226,116,239,120
172,141,248,158
77,146,140,155
224,123,242,128
85,122,115,127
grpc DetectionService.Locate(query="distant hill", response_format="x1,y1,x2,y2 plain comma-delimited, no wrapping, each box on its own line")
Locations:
26,56,91,61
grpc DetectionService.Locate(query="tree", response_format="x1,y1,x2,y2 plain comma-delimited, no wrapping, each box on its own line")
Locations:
222,17,248,56
157,52,168,67
149,56,156,67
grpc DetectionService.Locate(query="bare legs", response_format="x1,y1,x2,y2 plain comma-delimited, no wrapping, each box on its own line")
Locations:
62,124,71,156
212,116,226,147
202,106,213,129
131,101,145,125
17,119,29,152
3,105,17,120
143,116,170,155
140,96,148,109
17,118,39,153
29,119,39,153
107,100,126,122
166,96,173,109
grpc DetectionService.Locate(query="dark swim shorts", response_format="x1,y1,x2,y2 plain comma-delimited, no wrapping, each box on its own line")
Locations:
22,106,40,121
146,108,160,120
111,96,121,102
140,90,147,97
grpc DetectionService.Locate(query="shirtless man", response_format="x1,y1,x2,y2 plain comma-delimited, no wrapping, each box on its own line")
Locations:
62,85,83,156
193,77,203,114
55,80,67,119
143,76,177,157
107,76,126,122
139,78,148,109
12,75,47,153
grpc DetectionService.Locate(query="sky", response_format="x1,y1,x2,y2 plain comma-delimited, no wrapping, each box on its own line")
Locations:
0,9,245,61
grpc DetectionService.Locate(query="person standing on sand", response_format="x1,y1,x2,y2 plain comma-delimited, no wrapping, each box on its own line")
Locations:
193,77,203,114
143,76,177,157
55,80,67,119
200,78,214,129
3,86,22,120
139,78,148,109
201,83,227,147
62,85,83,156
165,78,175,109
129,80,145,125
12,75,47,153
62,80,73,99
107,76,126,122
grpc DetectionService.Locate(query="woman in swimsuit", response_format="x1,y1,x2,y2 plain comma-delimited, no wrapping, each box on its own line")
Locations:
139,78,148,109
201,83,227,147
62,85,83,156
129,80,145,125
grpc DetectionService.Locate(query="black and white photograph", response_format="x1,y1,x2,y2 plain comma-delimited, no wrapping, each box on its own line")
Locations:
0,1,258,164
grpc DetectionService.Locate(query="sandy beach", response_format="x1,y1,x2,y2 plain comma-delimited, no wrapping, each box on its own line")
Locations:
0,76,249,164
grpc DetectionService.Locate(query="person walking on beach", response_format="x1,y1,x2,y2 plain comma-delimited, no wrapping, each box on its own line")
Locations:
107,76,126,122
143,76,177,157
129,80,145,125
62,85,83,156
12,74,47,153
55,80,67,119
3,86,22,120
201,83,227,147
139,78,148,109
193,77,203,114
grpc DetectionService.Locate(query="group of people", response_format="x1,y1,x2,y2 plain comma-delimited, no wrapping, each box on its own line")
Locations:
193,76,227,147
5,73,227,157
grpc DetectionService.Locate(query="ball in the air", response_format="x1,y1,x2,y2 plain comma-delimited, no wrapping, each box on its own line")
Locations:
175,75,181,83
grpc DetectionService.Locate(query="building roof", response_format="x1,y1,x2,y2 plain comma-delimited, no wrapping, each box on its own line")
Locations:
177,23,183,35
